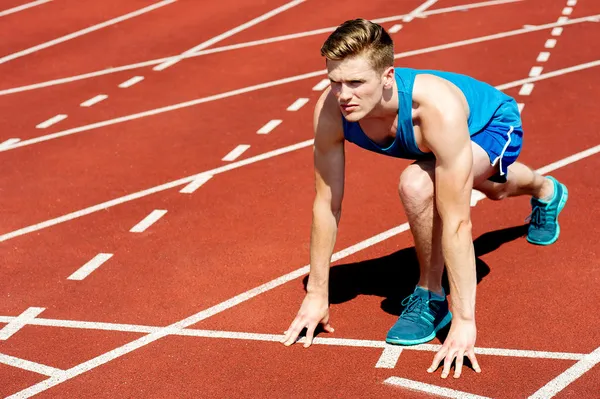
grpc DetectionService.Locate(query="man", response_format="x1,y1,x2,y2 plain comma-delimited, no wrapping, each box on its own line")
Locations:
280,19,568,379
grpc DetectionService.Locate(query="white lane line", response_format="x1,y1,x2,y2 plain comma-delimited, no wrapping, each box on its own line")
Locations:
529,66,543,77
0,0,176,65
545,38,557,48
558,16,569,23
517,103,525,113
312,78,330,91
0,307,45,340
180,174,212,194
519,83,534,95
0,0,51,17
1,11,597,98
118,76,144,88
67,253,113,280
551,27,563,36
385,377,492,398
529,346,600,398
402,0,438,22
376,345,403,368
0,313,589,361
562,7,573,15
537,51,550,62
153,0,305,70
0,138,20,150
130,210,167,233
0,353,63,377
222,145,250,161
36,114,67,129
80,94,108,107
388,24,403,33
567,0,576,6
286,98,309,111
257,119,282,134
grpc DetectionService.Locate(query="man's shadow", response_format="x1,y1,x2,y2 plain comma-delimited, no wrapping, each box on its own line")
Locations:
301,224,528,340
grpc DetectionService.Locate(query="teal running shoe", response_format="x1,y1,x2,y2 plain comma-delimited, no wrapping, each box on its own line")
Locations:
386,286,452,346
527,176,568,246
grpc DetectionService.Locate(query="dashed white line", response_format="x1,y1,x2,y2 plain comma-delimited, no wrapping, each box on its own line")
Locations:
558,16,569,23
0,138,20,149
388,24,403,33
312,78,330,91
80,94,108,107
67,253,113,280
0,307,45,340
36,114,67,129
180,175,213,194
222,144,250,161
519,83,534,95
257,119,282,134
376,345,403,368
517,103,525,113
130,210,167,233
286,98,309,111
567,0,577,6
551,27,563,36
385,377,492,398
118,76,144,88
0,0,176,64
562,7,573,16
537,51,550,62
529,66,544,77
545,38,557,48
0,0,51,17
0,353,63,377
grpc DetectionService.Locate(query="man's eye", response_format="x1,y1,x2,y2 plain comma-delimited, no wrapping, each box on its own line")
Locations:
351,80,362,84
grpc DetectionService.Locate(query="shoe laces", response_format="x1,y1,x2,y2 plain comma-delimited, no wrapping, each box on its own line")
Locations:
400,294,428,322
526,204,542,228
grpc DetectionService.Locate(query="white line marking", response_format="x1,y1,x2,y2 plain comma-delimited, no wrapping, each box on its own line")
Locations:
0,353,63,377
403,0,438,22
0,0,176,65
470,189,487,206
523,24,536,30
562,7,573,15
385,377,492,398
180,175,212,194
376,345,403,368
312,78,330,91
36,114,67,129
153,0,305,70
1,8,595,97
529,66,544,77
567,0,576,6
519,83,534,95
0,0,51,17
552,27,563,36
537,51,550,62
0,138,20,149
529,346,600,398
545,38,557,48
67,253,113,280
118,76,144,88
0,307,45,340
517,103,525,113
130,210,167,233
558,16,569,23
222,145,250,161
80,94,108,107
257,119,282,134
388,24,403,33
1,62,600,243
286,98,309,111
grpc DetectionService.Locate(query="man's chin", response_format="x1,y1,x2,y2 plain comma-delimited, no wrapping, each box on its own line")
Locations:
342,111,363,122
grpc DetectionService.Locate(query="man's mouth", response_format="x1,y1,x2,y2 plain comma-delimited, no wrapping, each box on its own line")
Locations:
341,104,357,111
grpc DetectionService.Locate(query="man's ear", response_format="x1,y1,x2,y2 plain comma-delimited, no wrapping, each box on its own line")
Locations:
383,66,394,89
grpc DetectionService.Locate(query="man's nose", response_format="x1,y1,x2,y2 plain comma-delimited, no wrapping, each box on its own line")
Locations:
339,84,352,101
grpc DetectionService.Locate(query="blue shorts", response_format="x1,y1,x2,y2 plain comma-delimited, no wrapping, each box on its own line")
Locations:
471,105,523,183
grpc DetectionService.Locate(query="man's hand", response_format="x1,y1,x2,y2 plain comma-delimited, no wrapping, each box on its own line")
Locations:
281,292,334,348
428,319,481,378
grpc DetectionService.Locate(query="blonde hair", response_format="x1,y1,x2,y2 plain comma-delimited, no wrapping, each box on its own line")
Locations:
321,19,394,72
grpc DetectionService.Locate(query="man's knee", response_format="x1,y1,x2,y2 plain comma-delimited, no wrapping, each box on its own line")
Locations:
398,164,435,204
477,181,509,201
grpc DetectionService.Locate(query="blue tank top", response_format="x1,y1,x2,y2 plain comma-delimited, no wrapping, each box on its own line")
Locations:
341,67,519,160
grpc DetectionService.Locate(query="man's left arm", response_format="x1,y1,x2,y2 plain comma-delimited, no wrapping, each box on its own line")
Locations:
414,75,482,379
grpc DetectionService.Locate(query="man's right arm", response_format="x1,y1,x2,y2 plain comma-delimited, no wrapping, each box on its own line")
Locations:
281,88,345,348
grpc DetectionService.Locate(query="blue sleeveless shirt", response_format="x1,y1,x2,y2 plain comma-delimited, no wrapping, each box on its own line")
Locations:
341,67,519,160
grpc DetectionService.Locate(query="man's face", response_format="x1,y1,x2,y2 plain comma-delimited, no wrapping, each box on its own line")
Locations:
327,54,386,122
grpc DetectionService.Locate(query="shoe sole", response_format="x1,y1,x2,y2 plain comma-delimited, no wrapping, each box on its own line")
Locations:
385,312,453,346
527,183,569,246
